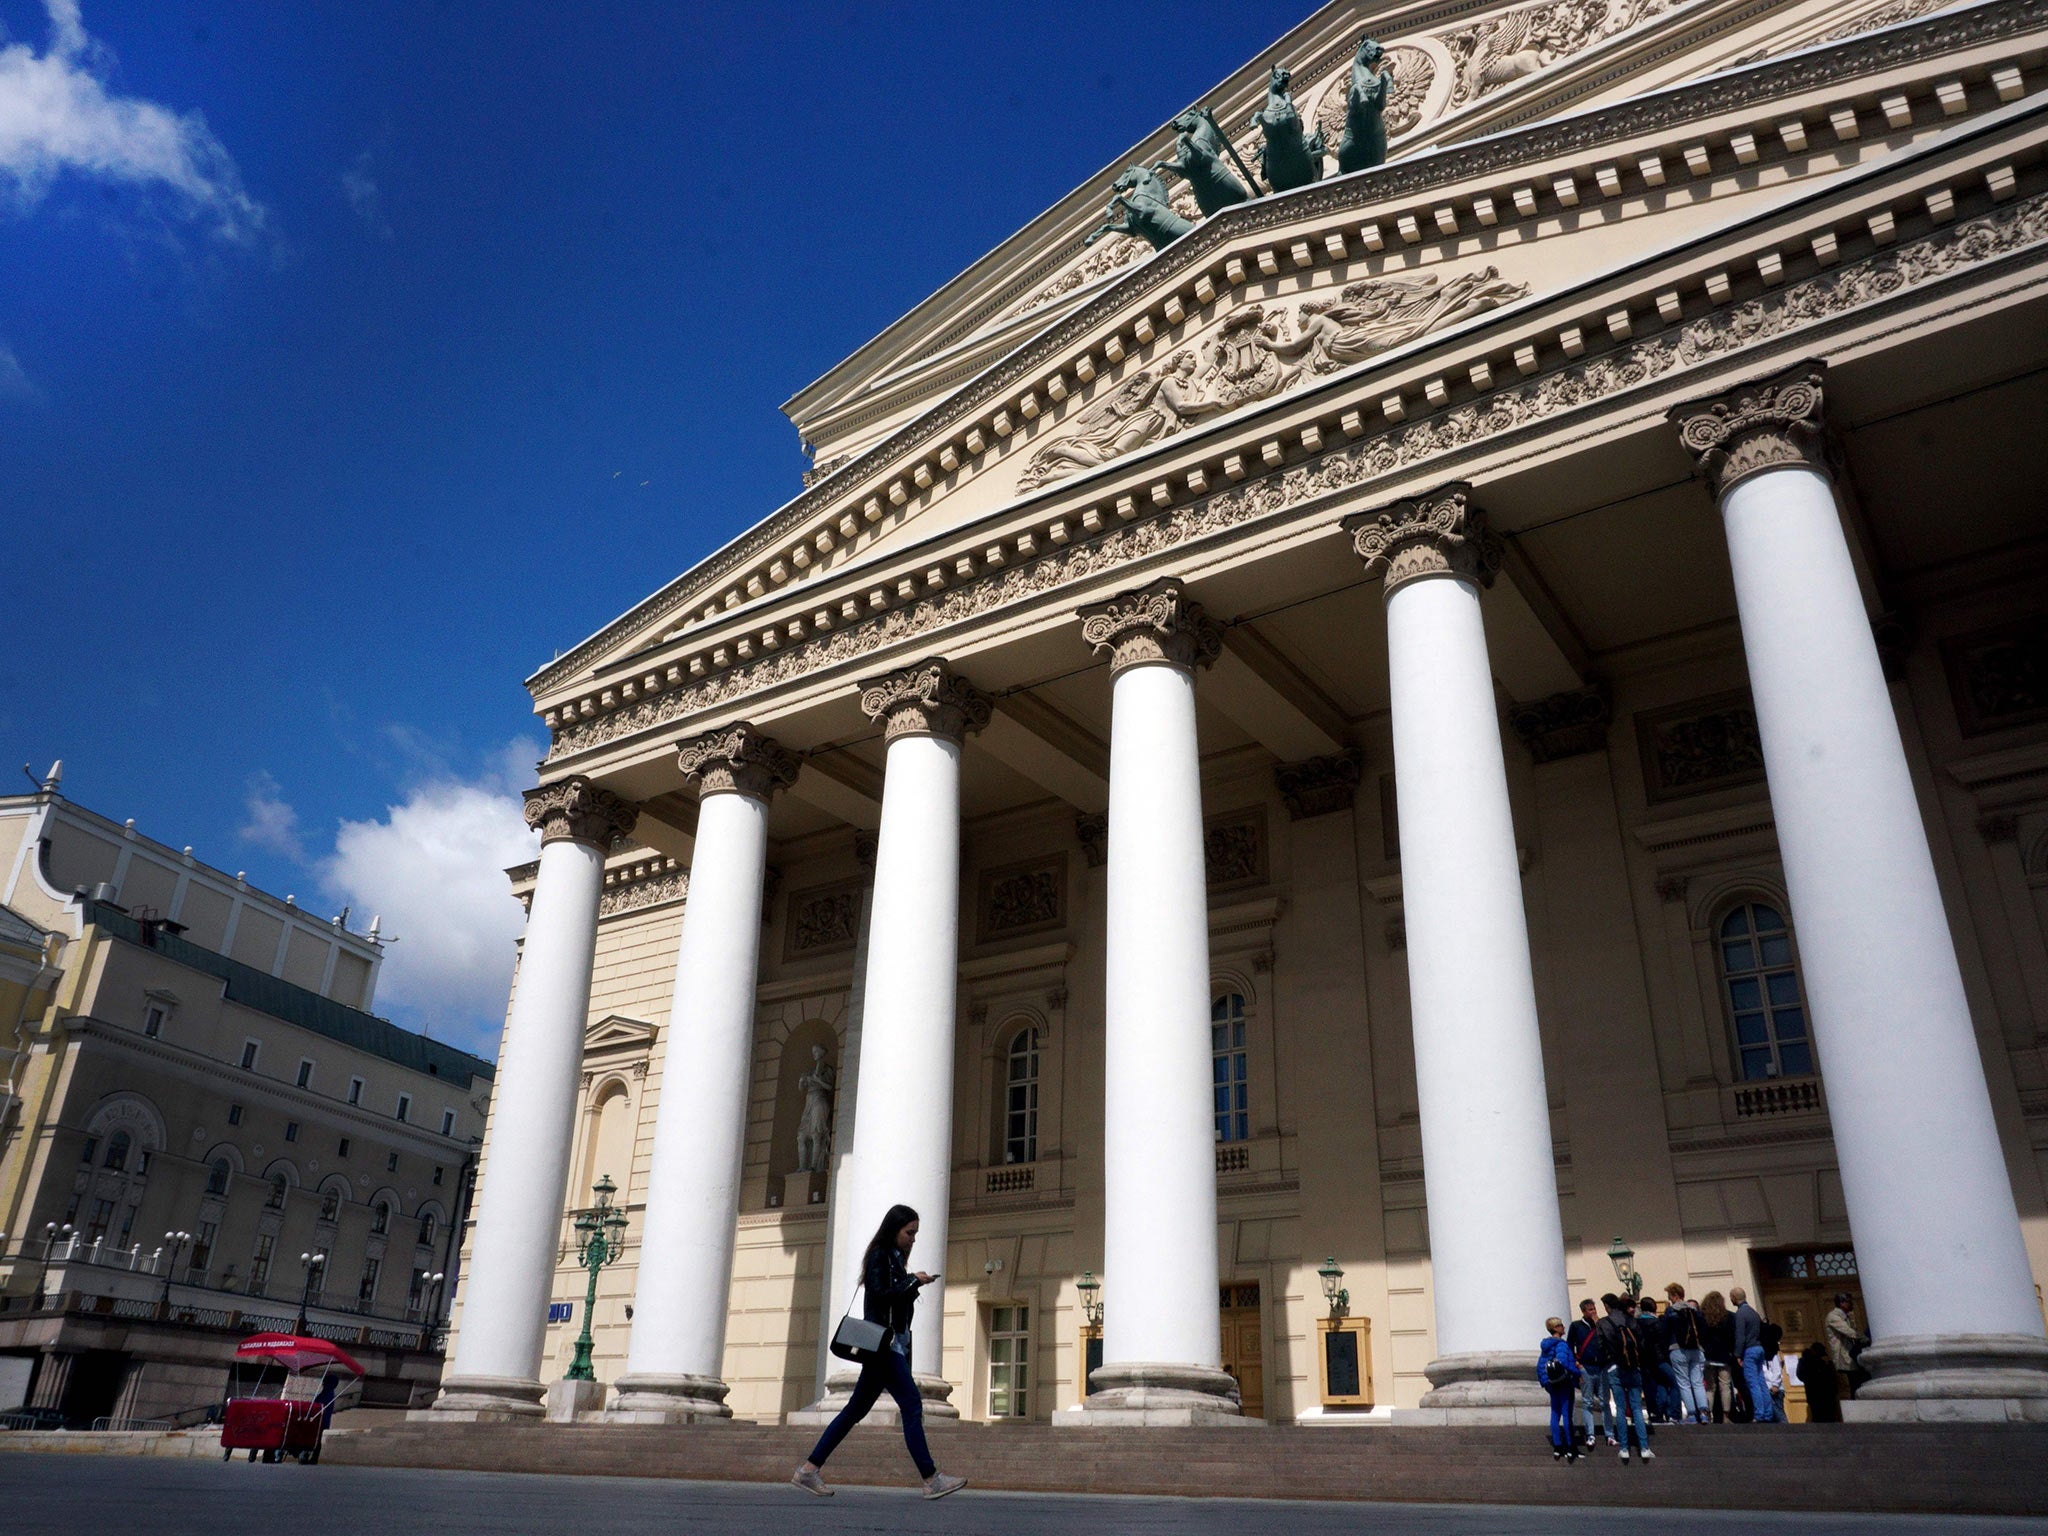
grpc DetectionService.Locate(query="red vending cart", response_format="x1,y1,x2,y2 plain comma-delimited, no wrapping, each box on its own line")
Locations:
219,1333,364,1464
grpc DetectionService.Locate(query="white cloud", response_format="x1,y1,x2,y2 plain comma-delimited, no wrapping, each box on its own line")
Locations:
0,0,265,240
318,741,542,1052
0,342,35,399
237,769,305,862
340,149,391,239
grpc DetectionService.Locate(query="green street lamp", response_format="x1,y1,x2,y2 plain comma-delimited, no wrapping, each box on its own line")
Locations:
1607,1235,1642,1301
1076,1270,1103,1330
565,1175,628,1383
1317,1256,1350,1320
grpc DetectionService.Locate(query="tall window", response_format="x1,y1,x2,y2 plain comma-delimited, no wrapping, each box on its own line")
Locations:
297,1060,314,1088
987,1305,1031,1419
240,1040,259,1070
189,1220,218,1278
1717,901,1813,1081
207,1158,232,1196
1211,993,1250,1143
372,1200,391,1236
1003,1029,1039,1165
348,1078,363,1106
320,1187,341,1223
395,1094,411,1123
440,1108,456,1137
358,1256,382,1306
143,1003,167,1038
419,1211,438,1247
104,1131,131,1172
249,1233,275,1295
87,1198,116,1243
267,1174,289,1211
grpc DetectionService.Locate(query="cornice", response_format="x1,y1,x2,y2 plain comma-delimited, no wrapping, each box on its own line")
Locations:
528,0,2035,703
544,141,2048,766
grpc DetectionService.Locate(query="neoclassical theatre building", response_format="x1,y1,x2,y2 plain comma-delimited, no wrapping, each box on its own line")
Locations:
432,0,2048,1429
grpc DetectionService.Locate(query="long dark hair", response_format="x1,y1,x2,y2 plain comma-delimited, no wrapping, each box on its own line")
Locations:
862,1204,920,1272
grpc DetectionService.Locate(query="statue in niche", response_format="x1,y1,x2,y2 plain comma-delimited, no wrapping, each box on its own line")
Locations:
1016,350,1224,489
1156,107,1254,214
1263,268,1529,377
1334,36,1395,175
795,1045,836,1174
1086,165,1194,252
1246,65,1323,193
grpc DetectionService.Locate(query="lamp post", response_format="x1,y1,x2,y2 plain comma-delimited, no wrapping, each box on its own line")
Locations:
1317,1256,1351,1320
159,1230,191,1309
564,1176,628,1382
1076,1270,1103,1330
294,1250,327,1334
35,1222,72,1308
1607,1235,1642,1301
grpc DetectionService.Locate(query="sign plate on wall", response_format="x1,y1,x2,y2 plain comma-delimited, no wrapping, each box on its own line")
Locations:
548,1302,573,1323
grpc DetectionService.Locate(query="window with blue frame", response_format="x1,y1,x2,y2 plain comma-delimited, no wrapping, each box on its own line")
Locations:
1211,993,1250,1142
1716,901,1813,1081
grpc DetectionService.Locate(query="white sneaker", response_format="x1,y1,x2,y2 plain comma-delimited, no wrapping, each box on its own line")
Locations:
923,1473,967,1501
1642,1449,1657,1461
1619,1449,1630,1462
791,1466,833,1496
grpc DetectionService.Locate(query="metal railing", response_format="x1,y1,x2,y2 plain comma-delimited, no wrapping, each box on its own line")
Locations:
0,1411,60,1431
89,1416,173,1432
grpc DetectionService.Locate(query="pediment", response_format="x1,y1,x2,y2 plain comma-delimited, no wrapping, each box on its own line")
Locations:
584,1014,657,1054
528,0,2030,723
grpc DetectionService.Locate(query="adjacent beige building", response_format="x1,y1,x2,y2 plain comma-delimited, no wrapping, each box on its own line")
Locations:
438,0,2048,1431
0,770,494,1423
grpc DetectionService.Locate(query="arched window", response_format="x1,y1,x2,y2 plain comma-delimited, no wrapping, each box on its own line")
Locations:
267,1174,288,1211
1003,1029,1039,1165
1211,993,1250,1143
104,1131,131,1172
372,1200,391,1236
319,1187,341,1222
207,1158,232,1196
419,1211,438,1247
1717,901,1813,1081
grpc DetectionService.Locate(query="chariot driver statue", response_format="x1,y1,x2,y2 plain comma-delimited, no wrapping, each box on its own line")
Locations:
1266,266,1526,377
1017,350,1224,488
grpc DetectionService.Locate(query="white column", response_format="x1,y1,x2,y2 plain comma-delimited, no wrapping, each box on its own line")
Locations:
835,659,987,1416
1348,487,1566,1424
611,726,798,1423
1068,579,1244,1425
429,777,635,1420
1675,364,2048,1419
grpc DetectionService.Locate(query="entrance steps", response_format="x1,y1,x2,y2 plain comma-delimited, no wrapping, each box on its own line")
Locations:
325,1419,2048,1514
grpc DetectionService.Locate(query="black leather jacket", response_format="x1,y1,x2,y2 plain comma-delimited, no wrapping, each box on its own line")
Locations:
862,1244,925,1335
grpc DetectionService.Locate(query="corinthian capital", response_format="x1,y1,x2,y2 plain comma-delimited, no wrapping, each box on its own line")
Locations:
1343,482,1502,595
1077,577,1224,678
1670,360,1831,498
858,657,993,744
524,777,638,849
676,723,801,800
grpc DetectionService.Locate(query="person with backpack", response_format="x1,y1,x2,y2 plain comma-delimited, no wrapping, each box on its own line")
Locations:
793,1204,967,1500
1731,1287,1778,1424
1664,1283,1709,1423
1539,1317,1582,1461
1568,1297,1615,1448
1597,1294,1654,1463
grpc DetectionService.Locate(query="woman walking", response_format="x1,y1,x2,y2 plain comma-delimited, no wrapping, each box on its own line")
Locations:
793,1204,966,1501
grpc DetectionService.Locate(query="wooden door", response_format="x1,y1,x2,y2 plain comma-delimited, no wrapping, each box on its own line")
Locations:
1754,1245,1864,1424
1218,1282,1264,1419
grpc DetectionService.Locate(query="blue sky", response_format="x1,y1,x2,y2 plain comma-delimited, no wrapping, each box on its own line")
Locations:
0,0,1307,1051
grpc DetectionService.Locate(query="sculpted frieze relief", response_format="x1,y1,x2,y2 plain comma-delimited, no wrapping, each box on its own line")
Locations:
1443,0,1683,110
530,2,2035,701
545,190,2048,762
1017,268,1528,491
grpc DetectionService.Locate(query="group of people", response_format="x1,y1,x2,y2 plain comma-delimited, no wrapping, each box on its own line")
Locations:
1539,1285,1869,1461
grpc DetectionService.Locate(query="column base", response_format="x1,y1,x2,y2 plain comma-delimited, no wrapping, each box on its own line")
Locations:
1839,1334,2048,1423
604,1372,735,1424
1391,1351,1551,1427
545,1378,607,1423
411,1374,546,1423
1054,1362,1258,1426
786,1366,959,1425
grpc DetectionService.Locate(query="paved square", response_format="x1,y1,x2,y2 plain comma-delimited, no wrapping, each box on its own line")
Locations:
4,1455,2047,1536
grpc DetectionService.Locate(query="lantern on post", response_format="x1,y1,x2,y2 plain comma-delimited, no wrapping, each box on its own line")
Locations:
565,1175,629,1382
1607,1235,1642,1301
1317,1256,1350,1320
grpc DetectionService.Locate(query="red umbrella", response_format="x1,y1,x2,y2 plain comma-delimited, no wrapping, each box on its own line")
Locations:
235,1333,366,1377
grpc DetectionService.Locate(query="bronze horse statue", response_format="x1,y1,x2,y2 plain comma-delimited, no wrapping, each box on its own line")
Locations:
1334,37,1393,176
1085,165,1194,252
1156,107,1251,215
1247,65,1323,193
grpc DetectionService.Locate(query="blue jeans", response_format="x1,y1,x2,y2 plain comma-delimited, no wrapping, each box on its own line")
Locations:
1741,1345,1778,1423
1581,1364,1617,1442
1548,1387,1576,1450
1669,1345,1707,1420
1613,1370,1650,1451
806,1347,935,1478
